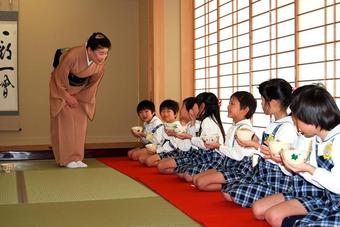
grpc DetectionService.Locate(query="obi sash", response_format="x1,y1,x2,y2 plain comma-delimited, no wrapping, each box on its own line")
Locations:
68,74,91,86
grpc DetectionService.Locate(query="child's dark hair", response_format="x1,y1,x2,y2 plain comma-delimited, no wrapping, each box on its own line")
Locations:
231,91,257,119
137,100,155,113
160,99,179,115
86,32,111,50
195,92,226,142
259,78,292,109
290,84,340,131
182,97,196,111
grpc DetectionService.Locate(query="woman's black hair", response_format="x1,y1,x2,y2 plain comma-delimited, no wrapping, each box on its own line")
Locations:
159,99,179,115
86,32,111,50
182,97,196,111
231,91,257,119
136,100,155,113
259,78,292,109
290,84,340,131
195,92,226,142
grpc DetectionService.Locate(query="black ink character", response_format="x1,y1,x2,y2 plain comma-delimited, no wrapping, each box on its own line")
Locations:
0,30,12,60
0,74,15,98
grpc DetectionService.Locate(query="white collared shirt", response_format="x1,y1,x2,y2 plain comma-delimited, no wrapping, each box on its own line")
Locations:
85,43,93,66
218,119,256,160
142,115,164,145
156,120,182,153
300,124,340,194
263,116,298,175
191,116,224,149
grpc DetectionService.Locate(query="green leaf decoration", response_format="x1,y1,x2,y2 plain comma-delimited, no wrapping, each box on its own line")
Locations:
291,154,298,160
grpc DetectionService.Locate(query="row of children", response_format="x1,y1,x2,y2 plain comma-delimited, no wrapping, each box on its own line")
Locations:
128,78,340,227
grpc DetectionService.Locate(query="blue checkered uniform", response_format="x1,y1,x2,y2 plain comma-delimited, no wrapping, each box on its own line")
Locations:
142,119,164,145
174,147,202,173
158,121,199,160
173,116,224,173
182,121,255,176
158,149,179,159
225,156,293,207
224,123,295,207
219,156,254,191
181,149,224,175
286,137,340,226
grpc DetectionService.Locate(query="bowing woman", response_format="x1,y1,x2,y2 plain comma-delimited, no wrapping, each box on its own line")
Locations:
49,32,111,168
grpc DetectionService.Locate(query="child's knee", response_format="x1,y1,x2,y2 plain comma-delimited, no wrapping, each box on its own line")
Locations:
264,209,283,227
194,178,205,190
252,201,265,220
131,151,140,160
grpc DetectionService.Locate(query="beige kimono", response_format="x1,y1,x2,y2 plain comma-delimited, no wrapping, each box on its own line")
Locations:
49,45,105,166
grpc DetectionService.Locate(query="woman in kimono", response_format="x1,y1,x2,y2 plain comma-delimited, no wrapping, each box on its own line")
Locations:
49,32,111,168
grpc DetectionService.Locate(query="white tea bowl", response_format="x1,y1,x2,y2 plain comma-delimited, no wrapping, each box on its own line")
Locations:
236,129,254,141
131,126,143,133
282,148,310,165
268,141,292,155
202,134,219,144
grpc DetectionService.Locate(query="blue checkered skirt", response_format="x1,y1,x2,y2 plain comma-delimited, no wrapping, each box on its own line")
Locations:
158,149,179,159
295,209,340,227
174,147,200,173
283,174,325,212
183,151,224,175
218,156,253,191
284,175,340,226
224,157,292,207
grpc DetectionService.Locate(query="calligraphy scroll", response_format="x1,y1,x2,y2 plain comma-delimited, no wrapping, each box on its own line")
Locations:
0,17,17,112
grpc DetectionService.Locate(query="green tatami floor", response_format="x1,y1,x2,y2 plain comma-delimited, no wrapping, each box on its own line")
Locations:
0,159,199,227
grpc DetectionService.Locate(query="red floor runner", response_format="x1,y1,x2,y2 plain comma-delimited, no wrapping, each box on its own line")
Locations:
97,157,269,227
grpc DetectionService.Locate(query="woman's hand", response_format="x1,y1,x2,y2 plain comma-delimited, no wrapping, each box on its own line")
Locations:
66,96,79,108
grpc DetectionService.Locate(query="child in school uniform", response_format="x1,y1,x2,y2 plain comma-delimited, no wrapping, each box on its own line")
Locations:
127,100,164,160
138,99,180,165
252,84,340,227
158,92,226,181
192,91,257,191
223,78,298,207
144,97,198,167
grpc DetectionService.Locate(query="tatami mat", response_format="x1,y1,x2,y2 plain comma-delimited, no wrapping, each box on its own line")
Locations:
0,172,18,205
24,167,158,203
0,197,199,227
10,159,107,171
0,158,199,226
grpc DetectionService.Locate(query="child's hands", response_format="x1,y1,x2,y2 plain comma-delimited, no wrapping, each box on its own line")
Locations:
260,145,271,158
236,136,259,149
175,133,192,140
204,142,220,150
259,145,283,164
165,129,177,137
131,129,146,138
189,109,196,121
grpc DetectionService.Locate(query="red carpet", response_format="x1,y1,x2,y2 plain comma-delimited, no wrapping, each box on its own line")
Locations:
97,157,269,227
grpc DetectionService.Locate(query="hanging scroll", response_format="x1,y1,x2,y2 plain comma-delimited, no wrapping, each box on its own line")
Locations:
0,18,17,112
